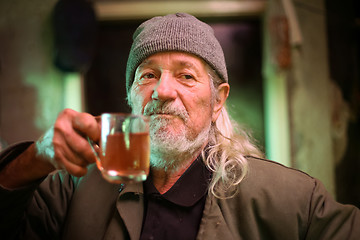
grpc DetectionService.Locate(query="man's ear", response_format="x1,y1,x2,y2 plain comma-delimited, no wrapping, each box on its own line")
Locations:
212,83,230,122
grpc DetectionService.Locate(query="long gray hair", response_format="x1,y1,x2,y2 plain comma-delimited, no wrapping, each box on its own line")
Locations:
205,66,263,198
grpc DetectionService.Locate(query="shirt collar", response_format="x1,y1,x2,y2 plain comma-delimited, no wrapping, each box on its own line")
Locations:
143,155,211,207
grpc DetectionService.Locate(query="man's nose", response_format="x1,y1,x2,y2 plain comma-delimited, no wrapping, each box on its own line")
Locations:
152,73,177,100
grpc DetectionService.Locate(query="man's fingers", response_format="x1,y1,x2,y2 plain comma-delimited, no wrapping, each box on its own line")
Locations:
51,109,98,175
53,133,95,166
55,149,88,177
72,112,100,142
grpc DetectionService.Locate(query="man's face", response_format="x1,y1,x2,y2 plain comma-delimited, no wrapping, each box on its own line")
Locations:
129,52,215,164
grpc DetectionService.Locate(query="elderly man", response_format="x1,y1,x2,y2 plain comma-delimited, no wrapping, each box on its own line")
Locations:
0,13,359,240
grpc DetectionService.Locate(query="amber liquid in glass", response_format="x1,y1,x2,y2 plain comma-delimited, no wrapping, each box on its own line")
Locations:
98,132,150,183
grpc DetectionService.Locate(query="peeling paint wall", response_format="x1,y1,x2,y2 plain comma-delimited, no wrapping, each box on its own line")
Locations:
263,0,335,196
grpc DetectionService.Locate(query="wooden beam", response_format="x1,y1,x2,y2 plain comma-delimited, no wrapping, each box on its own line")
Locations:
94,1,266,21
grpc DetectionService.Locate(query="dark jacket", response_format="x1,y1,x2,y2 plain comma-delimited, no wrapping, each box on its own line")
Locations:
0,142,359,239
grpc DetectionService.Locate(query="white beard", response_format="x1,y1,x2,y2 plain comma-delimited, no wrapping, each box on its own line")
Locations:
129,88,211,172
149,116,211,171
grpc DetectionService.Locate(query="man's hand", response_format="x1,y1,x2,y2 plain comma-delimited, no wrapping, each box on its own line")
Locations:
37,109,100,177
0,109,100,188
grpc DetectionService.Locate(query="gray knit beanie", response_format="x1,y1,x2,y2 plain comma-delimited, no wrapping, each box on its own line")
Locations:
126,13,228,94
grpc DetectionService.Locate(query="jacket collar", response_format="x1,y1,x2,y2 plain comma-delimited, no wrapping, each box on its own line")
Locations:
143,156,211,207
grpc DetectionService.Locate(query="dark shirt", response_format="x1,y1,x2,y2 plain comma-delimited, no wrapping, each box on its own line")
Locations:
140,156,212,240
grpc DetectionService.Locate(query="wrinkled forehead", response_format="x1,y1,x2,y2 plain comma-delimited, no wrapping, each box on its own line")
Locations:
135,51,208,74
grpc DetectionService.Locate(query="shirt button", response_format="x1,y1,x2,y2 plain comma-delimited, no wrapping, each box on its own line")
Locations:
118,183,125,192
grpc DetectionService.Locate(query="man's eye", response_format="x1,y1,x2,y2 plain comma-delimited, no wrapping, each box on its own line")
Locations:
181,74,194,80
143,73,156,79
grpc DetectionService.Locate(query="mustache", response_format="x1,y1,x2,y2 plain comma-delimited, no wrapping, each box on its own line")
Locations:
143,101,189,121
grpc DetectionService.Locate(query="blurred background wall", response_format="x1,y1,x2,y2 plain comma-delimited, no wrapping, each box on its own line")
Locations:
0,0,359,207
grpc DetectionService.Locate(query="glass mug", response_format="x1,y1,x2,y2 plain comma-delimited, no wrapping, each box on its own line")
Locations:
88,113,150,183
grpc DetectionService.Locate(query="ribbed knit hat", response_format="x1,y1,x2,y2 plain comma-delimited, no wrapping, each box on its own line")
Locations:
126,13,228,94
